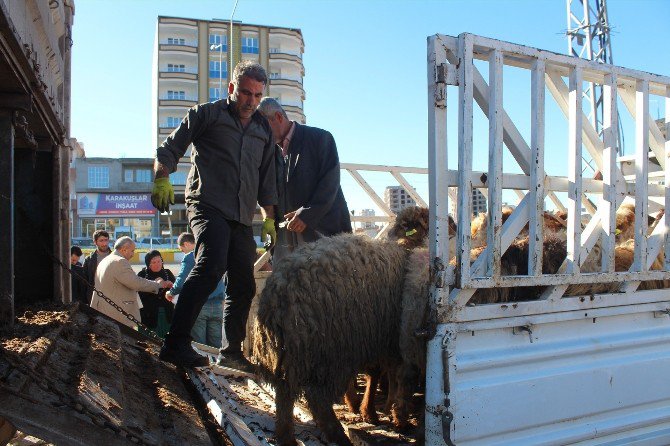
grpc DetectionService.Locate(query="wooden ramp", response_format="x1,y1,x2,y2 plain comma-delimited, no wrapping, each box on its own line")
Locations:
0,303,218,446
191,344,418,446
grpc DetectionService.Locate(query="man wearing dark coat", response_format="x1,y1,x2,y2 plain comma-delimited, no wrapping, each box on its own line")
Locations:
258,97,352,262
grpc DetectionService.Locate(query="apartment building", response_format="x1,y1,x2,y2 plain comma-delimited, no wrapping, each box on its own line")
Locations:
449,188,488,217
152,16,305,233
384,186,418,214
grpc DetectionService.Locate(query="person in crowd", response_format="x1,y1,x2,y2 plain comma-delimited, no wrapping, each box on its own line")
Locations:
137,250,176,338
82,229,112,298
152,61,277,369
91,236,172,329
166,233,225,348
70,245,88,304
257,97,352,263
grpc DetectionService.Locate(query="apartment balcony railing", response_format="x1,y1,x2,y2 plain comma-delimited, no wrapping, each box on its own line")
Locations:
159,71,198,81
159,42,198,53
269,77,304,99
269,49,302,60
158,96,198,107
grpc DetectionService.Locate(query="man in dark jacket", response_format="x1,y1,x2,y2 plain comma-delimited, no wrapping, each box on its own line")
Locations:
152,61,277,369
258,97,351,262
70,246,88,304
82,229,112,301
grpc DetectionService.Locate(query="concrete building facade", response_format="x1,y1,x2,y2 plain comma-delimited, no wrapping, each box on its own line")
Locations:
384,186,417,214
72,157,161,242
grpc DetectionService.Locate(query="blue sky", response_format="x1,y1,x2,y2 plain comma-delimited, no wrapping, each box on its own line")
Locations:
71,0,670,214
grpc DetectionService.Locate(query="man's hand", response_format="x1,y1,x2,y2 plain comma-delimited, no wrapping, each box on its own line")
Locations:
151,177,174,213
261,217,276,249
284,210,307,233
155,278,173,289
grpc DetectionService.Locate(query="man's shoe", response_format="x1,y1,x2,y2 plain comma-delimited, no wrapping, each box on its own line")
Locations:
159,343,209,368
215,351,255,374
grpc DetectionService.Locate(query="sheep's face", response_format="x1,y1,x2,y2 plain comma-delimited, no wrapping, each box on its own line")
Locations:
616,205,636,242
388,206,430,250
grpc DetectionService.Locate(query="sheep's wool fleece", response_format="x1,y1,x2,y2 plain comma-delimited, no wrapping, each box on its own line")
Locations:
399,248,431,371
253,233,408,400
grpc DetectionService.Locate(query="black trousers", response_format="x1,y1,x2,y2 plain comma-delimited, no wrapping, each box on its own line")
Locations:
165,203,256,350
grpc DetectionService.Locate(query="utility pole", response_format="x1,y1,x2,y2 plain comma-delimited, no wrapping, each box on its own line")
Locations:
566,0,622,156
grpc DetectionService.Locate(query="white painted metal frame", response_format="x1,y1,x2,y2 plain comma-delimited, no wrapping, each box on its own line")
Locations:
429,33,670,317
427,32,670,445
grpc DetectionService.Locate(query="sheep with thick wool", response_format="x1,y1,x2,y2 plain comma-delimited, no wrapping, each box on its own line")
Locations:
252,208,429,446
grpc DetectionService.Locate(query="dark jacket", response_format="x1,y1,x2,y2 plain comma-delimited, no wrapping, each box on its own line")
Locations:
276,123,351,242
136,267,176,329
156,98,277,226
82,249,111,299
71,263,89,304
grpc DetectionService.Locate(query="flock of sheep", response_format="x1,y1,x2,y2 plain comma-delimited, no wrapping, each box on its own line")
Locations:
249,202,667,446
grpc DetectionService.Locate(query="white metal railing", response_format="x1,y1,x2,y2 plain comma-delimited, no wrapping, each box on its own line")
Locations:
428,32,670,320
426,31,670,446
252,162,429,273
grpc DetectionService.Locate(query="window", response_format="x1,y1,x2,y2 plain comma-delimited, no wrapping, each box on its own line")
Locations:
135,169,152,183
167,116,182,127
167,64,186,72
209,87,223,102
241,36,259,54
167,37,185,45
209,60,220,78
88,166,109,188
167,90,186,100
170,171,188,186
209,33,227,51
270,72,280,79
209,60,227,79
124,169,133,182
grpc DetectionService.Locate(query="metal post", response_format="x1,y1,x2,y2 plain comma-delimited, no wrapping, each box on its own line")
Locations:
230,0,239,76
0,111,14,327
218,43,222,97
426,34,450,446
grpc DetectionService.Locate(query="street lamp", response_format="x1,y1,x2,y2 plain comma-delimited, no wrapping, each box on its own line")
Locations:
230,0,239,77
209,43,223,99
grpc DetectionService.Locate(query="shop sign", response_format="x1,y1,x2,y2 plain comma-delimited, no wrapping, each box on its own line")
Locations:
77,193,156,215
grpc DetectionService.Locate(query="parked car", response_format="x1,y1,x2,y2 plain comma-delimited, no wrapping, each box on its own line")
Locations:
136,237,170,249
71,237,95,248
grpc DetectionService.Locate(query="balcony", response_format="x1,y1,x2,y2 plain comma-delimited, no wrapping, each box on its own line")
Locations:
159,70,198,81
269,50,302,62
282,104,303,114
269,77,304,99
159,96,198,107
158,125,177,135
269,28,304,48
159,42,197,53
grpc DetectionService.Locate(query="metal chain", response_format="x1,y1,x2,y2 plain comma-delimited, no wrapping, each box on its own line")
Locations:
0,190,164,345
50,251,164,345
0,344,155,445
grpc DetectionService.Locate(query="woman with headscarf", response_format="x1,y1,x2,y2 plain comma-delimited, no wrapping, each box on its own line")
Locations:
137,250,176,338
